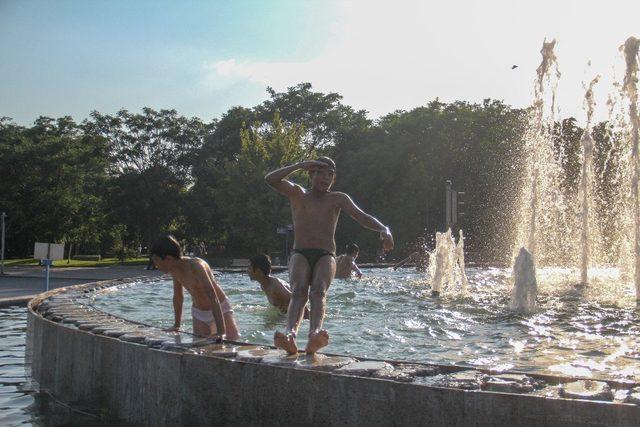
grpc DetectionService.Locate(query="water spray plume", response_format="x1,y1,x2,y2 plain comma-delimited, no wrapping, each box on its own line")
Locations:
621,37,640,300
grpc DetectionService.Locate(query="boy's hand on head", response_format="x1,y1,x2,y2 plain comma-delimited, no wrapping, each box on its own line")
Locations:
301,160,328,172
380,227,394,252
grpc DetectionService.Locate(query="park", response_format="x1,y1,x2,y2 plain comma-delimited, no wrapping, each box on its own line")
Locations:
1,1,640,425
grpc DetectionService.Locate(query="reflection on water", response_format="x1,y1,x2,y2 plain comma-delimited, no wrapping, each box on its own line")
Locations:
93,267,640,381
0,306,104,426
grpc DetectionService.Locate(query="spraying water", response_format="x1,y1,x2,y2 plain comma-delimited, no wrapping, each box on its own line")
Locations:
621,37,640,299
578,75,601,284
456,230,469,292
511,37,640,300
510,247,537,314
429,229,467,296
514,39,573,268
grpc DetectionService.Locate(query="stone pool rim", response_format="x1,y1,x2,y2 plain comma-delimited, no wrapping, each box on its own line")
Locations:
26,278,640,426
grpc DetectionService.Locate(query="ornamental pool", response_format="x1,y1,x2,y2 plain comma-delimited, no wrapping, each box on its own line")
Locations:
90,267,640,381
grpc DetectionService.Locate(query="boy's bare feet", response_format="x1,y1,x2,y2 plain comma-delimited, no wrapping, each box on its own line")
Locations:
274,331,298,355
305,330,329,354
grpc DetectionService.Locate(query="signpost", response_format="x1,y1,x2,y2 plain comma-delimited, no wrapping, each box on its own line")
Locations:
34,242,65,291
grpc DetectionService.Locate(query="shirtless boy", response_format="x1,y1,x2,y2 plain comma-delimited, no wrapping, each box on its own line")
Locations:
248,254,309,318
151,235,241,340
335,243,363,279
265,157,394,354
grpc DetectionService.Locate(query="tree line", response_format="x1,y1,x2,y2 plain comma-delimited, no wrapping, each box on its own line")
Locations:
1,83,618,263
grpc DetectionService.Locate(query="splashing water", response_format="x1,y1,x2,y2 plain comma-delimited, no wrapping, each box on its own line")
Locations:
429,229,467,295
510,247,537,314
512,37,640,300
622,37,640,300
514,39,573,267
579,74,601,284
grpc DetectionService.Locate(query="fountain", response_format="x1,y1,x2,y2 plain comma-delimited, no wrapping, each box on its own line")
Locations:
429,228,467,296
578,75,600,284
510,247,537,314
512,36,640,303
622,37,640,299
21,37,640,425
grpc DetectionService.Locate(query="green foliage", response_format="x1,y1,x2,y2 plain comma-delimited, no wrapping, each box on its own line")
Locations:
2,83,604,263
213,113,308,253
333,99,526,260
0,117,109,256
83,108,206,248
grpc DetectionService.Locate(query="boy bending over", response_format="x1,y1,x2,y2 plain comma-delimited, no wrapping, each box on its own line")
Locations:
151,235,241,340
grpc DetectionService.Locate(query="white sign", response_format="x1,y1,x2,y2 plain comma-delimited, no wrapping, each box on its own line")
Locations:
277,224,294,234
34,242,65,260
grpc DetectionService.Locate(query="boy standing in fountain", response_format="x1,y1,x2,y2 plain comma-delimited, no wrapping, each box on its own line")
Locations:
151,235,241,340
335,243,363,279
265,157,394,354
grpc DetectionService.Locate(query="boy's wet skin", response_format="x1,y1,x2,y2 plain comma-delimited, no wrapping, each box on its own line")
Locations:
247,254,309,319
265,157,394,354
335,244,363,279
151,236,240,340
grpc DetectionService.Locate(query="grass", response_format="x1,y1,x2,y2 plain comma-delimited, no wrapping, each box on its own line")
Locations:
2,257,149,268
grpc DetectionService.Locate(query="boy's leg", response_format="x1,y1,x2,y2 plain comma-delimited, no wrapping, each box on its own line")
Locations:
306,255,336,354
193,316,212,337
274,253,311,354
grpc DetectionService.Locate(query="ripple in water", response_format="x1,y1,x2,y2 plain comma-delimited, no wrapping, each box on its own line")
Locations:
92,267,640,381
0,306,104,426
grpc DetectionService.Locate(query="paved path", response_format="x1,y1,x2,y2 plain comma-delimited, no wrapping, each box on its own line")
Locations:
0,265,164,306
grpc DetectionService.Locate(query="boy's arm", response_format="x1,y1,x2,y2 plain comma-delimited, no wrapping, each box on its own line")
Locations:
195,267,226,339
264,161,327,197
352,261,363,278
338,193,394,251
168,279,184,331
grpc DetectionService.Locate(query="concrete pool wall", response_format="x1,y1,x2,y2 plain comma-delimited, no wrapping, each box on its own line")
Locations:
26,279,640,426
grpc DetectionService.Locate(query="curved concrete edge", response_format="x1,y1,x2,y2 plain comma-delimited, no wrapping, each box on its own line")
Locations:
26,280,640,426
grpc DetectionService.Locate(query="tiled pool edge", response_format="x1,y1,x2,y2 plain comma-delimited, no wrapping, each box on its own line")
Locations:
26,280,640,426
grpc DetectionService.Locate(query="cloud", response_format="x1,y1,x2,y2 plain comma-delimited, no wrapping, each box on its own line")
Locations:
202,0,640,121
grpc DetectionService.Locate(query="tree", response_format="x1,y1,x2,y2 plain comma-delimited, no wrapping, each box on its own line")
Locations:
0,117,109,256
84,108,207,249
213,113,308,254
255,83,369,152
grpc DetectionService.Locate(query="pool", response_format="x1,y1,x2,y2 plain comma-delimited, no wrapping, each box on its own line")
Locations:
0,306,101,426
91,267,640,381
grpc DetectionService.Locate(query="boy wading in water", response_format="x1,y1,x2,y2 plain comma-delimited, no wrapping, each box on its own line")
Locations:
335,243,363,279
265,157,394,354
248,254,309,318
151,235,241,340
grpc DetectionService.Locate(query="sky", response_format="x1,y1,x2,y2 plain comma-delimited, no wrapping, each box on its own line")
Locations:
1,0,639,126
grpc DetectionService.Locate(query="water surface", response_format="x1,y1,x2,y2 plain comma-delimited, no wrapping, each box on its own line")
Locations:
92,267,640,381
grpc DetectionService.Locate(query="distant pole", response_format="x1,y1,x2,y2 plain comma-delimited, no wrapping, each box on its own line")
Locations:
43,259,52,291
0,212,6,275
445,181,452,231
285,232,289,263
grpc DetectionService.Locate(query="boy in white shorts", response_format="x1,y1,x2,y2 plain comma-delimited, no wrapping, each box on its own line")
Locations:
151,235,241,340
